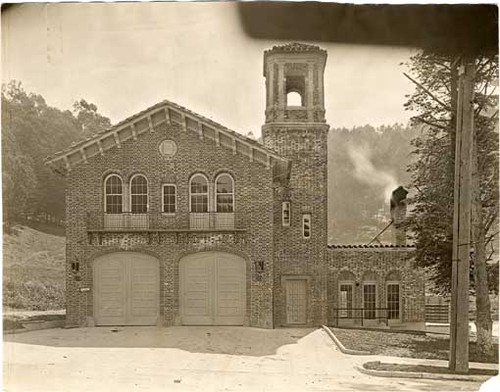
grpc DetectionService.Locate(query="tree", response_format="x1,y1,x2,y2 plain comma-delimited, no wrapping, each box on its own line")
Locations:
72,99,111,138
2,81,112,227
404,52,498,356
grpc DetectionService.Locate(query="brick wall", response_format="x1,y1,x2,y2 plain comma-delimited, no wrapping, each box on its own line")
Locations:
65,121,275,328
263,126,329,327
327,247,426,326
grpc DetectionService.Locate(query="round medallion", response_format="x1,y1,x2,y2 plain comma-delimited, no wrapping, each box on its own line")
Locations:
159,139,178,158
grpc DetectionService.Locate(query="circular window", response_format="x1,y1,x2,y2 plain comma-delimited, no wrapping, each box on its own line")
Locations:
159,139,178,158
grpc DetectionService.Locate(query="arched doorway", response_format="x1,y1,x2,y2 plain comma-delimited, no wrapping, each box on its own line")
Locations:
179,252,246,325
93,252,159,326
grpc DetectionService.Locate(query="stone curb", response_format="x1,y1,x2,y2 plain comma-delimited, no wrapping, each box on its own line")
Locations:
355,364,494,382
321,325,371,355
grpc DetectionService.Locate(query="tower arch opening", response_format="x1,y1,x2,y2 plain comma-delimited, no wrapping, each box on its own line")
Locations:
286,91,303,106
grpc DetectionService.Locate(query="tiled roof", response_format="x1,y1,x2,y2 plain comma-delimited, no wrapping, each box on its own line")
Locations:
328,244,416,249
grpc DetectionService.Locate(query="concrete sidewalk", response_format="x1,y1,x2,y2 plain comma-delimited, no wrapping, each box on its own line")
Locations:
3,326,488,391
323,324,498,384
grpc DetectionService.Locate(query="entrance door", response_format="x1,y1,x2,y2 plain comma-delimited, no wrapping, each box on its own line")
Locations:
285,279,307,324
339,282,354,319
94,252,159,326
180,252,246,325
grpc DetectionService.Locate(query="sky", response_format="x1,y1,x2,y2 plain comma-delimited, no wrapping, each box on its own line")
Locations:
2,2,419,138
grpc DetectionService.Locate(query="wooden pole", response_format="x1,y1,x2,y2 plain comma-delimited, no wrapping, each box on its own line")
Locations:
449,58,463,371
449,58,474,373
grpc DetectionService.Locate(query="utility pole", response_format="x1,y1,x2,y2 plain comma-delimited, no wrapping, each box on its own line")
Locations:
449,58,475,373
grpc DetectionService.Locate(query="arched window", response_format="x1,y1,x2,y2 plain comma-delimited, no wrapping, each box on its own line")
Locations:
362,271,377,320
286,91,303,106
386,271,401,320
130,175,148,214
216,174,234,213
104,175,123,214
190,174,208,213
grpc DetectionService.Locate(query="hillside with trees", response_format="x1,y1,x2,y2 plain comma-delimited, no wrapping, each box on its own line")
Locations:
328,124,420,244
3,81,420,245
2,81,111,229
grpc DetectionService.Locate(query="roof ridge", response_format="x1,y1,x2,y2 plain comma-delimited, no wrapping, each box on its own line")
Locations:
44,99,287,166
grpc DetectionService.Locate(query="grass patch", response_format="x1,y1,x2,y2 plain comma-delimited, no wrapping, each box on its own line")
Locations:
331,327,498,364
24,221,65,237
3,225,65,310
364,361,497,376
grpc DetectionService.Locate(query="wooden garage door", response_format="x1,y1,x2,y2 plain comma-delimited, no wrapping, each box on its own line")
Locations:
180,252,246,325
286,279,307,324
94,252,159,326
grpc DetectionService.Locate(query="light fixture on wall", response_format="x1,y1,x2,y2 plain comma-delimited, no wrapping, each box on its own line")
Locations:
255,260,265,273
71,260,81,281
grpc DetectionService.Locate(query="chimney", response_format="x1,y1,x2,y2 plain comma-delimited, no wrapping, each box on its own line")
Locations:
390,186,408,246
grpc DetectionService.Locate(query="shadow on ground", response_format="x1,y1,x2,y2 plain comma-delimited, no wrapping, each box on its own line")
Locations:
3,326,315,356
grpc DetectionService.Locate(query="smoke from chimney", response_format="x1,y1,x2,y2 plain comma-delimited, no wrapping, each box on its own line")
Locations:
347,145,398,202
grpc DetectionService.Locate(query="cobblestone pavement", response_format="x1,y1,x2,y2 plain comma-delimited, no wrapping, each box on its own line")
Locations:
3,327,489,391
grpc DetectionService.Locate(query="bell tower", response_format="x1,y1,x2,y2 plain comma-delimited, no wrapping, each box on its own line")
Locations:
262,43,329,327
264,42,327,125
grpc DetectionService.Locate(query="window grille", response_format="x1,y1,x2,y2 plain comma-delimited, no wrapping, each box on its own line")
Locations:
105,175,123,214
216,174,234,213
130,175,148,213
190,174,208,213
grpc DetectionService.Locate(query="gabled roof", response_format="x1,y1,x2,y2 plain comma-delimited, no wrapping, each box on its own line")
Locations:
44,99,290,181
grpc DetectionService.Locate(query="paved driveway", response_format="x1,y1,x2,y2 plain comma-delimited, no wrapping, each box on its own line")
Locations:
3,326,486,391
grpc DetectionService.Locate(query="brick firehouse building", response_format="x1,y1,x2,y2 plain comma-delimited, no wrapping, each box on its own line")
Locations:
46,43,425,329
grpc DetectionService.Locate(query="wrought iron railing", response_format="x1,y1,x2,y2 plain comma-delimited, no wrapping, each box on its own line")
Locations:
332,307,401,327
86,211,242,231
425,304,450,323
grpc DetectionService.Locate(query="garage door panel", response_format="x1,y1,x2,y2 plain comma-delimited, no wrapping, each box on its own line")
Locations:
181,260,212,324
94,252,159,326
215,257,245,324
95,258,127,324
180,252,246,326
129,258,159,324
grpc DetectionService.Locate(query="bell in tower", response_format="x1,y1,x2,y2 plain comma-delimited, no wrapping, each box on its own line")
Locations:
263,42,327,124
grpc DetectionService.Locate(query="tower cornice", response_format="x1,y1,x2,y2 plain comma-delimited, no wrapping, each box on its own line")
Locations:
262,123,330,131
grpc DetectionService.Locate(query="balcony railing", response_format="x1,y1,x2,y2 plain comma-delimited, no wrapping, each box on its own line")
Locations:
86,211,241,231
189,212,234,230
332,307,401,327
103,213,149,230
